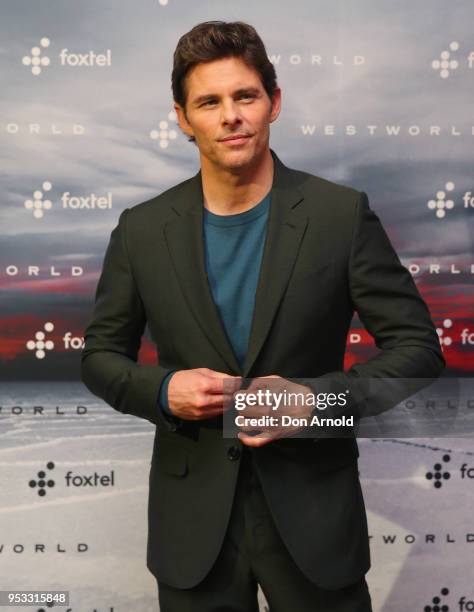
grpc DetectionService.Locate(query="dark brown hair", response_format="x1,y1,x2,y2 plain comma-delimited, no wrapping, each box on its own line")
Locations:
171,20,278,113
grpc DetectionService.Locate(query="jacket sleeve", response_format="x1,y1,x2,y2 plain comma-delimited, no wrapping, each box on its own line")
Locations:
307,191,445,420
80,208,176,429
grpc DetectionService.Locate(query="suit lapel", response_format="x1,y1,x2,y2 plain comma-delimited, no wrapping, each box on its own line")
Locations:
164,172,242,374
242,152,307,376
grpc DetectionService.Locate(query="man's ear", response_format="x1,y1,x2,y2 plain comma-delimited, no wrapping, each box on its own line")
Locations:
269,88,282,124
174,103,194,139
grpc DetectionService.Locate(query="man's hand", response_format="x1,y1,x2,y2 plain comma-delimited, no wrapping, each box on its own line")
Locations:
236,375,313,447
168,368,241,420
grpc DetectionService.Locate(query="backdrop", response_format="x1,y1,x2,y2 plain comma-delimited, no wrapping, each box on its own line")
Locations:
1,1,473,610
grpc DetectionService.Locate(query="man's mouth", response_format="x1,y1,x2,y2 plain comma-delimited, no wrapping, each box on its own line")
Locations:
219,134,252,144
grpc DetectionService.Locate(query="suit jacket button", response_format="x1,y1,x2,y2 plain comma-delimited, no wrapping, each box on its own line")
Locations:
227,446,241,461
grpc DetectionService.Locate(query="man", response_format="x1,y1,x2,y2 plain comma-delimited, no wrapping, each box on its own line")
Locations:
81,21,445,611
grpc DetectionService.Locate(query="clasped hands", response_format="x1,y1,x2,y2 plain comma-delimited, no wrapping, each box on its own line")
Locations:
167,367,313,447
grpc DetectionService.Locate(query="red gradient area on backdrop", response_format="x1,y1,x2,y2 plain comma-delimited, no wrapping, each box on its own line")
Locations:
1,275,472,375
139,339,158,365
0,276,94,295
0,314,49,361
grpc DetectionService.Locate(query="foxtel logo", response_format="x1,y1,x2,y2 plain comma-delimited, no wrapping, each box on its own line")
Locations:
24,183,113,219
26,325,84,359
61,192,112,209
65,471,115,487
22,38,112,76
431,41,474,79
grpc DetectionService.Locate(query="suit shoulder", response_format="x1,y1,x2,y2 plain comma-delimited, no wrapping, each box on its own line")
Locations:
286,166,364,225
124,174,197,221
291,166,361,202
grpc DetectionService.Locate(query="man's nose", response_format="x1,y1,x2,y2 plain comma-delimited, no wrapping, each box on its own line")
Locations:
220,100,242,125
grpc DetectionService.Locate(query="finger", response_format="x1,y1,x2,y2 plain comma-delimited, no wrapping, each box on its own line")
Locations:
189,407,225,420
200,408,226,419
244,376,275,393
224,377,243,393
205,369,242,381
237,422,262,432
237,432,275,447
202,393,234,408
206,377,242,395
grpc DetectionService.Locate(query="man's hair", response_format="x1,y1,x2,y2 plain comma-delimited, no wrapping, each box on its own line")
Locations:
171,20,278,114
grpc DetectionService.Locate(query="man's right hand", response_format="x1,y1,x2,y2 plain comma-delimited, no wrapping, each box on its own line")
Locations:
167,368,242,421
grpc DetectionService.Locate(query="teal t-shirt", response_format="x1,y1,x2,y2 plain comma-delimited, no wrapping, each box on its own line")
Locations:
203,191,271,367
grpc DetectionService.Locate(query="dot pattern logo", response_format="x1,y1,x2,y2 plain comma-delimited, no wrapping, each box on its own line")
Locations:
427,182,455,219
29,462,55,497
26,322,55,359
22,38,51,76
426,455,451,489
436,319,453,348
432,42,459,78
423,587,449,611
150,111,178,148
24,182,53,219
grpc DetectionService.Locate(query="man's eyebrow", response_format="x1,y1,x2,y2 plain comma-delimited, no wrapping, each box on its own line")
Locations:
191,87,261,106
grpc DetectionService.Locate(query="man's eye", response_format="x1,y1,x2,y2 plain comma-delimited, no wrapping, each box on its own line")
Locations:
240,94,255,100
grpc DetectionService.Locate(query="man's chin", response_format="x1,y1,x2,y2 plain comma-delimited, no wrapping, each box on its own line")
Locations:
219,150,258,172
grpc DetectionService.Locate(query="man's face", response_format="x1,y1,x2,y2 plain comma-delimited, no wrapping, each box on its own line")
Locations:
174,56,281,172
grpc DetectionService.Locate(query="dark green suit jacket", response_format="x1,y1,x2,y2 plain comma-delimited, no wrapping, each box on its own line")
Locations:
81,150,444,589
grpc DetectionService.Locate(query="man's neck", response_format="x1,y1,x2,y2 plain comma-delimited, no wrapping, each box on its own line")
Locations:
200,149,274,215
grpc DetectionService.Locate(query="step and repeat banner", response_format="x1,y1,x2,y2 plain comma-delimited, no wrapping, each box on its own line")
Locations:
1,1,473,610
